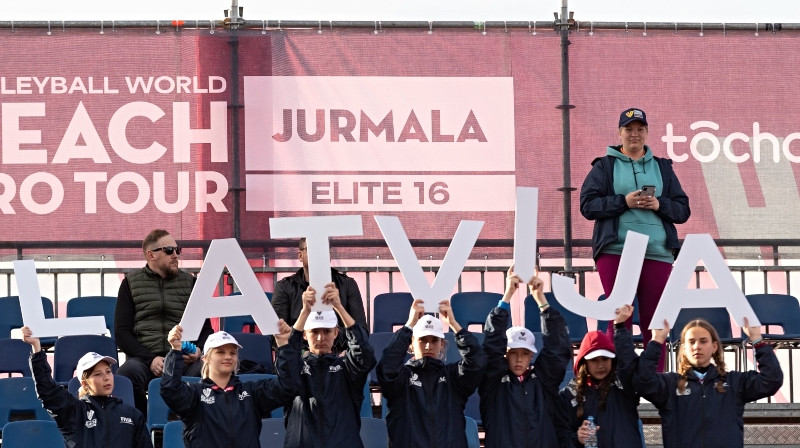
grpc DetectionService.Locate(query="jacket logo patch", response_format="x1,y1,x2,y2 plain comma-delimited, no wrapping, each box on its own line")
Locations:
201,387,216,404
438,376,446,383
501,375,510,383
302,363,311,375
329,365,342,373
409,373,422,387
85,410,97,428
120,416,133,425
238,391,251,401
675,387,691,396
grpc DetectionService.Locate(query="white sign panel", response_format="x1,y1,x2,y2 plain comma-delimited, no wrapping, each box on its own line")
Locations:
375,215,483,312
14,260,107,338
269,215,363,309
513,187,538,283
180,238,280,341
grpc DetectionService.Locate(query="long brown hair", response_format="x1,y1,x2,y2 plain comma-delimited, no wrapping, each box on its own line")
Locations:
573,359,616,419
676,319,727,394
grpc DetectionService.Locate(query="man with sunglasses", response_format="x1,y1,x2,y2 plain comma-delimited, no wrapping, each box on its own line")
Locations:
114,229,214,417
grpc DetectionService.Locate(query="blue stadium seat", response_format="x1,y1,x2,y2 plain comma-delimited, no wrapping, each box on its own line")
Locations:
231,332,274,374
221,292,273,333
162,420,184,448
0,339,33,377
0,296,57,347
259,417,286,446
147,376,201,432
53,335,119,385
0,377,53,430
368,332,402,386
372,293,413,333
667,307,742,371
525,292,588,345
66,296,117,339
67,375,134,408
450,291,503,331
360,417,388,448
464,416,480,448
0,420,62,447
745,293,800,380
360,381,374,418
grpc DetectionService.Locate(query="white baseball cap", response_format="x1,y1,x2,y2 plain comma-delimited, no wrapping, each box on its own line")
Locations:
76,352,117,379
506,326,537,353
203,331,243,356
304,310,339,330
412,315,444,339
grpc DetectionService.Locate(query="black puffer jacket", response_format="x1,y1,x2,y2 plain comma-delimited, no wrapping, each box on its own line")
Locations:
29,351,152,448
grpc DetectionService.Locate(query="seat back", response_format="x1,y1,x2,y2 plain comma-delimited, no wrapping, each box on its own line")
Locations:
67,375,134,407
360,417,389,448
259,417,286,446
450,292,503,330
147,377,201,431
444,331,484,364
222,292,273,333
525,292,588,344
230,332,274,373
372,293,414,333
464,416,480,448
669,307,735,341
0,339,33,377
53,335,119,385
360,381,373,418
746,293,800,335
0,377,53,427
0,420,62,447
0,297,56,346
66,296,117,339
162,420,184,448
368,332,401,385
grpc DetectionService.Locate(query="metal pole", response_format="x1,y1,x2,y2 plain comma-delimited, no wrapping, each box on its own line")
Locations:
557,0,576,272
227,0,244,239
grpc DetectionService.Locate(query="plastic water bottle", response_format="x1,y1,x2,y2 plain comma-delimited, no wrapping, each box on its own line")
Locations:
585,416,598,448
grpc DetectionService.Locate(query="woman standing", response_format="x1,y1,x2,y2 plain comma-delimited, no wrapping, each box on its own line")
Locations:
580,107,690,371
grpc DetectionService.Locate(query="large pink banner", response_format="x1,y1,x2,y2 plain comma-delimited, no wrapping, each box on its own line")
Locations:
1,27,798,258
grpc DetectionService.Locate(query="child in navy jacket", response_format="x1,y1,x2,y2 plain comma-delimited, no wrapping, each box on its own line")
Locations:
377,298,487,448
557,305,641,447
480,268,571,448
634,317,783,448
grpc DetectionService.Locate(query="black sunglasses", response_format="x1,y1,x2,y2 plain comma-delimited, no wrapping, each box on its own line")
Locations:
151,246,181,255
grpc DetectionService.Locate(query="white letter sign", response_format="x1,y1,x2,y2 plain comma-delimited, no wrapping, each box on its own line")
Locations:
650,234,759,329
180,238,280,341
552,231,648,320
375,215,483,313
14,260,107,338
513,187,538,283
269,215,363,309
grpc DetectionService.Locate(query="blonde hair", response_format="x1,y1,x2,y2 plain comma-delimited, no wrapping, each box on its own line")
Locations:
201,346,240,379
677,319,727,394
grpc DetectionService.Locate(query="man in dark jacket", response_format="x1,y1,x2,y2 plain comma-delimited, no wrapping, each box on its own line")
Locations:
282,282,376,448
480,268,571,448
272,238,368,352
114,229,214,416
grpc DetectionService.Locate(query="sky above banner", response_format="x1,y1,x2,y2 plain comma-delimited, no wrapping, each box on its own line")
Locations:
3,0,799,22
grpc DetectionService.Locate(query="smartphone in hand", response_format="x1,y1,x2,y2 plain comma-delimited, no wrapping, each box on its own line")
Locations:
640,185,656,197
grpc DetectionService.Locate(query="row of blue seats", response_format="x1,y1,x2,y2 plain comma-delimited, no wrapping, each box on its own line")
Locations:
0,416,480,448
